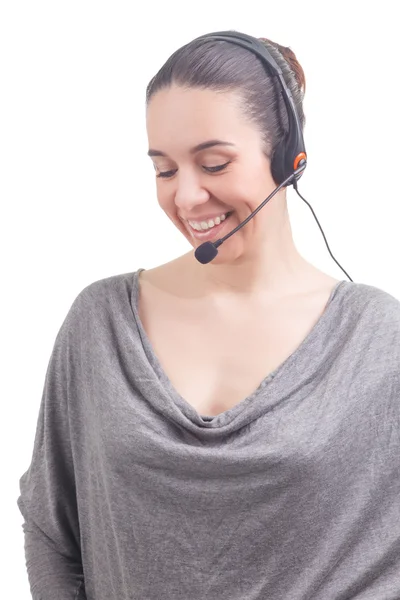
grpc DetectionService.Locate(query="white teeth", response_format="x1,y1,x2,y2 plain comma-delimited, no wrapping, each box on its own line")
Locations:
188,212,229,231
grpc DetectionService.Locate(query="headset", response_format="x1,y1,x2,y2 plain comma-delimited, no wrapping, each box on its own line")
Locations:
190,30,353,282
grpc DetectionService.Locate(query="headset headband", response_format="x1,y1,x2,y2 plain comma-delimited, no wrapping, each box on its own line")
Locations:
192,30,307,185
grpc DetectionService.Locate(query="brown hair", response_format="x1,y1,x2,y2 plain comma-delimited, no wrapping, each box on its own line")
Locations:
259,37,306,95
146,31,306,168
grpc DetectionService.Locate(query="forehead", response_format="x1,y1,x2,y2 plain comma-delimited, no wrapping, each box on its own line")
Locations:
146,85,256,151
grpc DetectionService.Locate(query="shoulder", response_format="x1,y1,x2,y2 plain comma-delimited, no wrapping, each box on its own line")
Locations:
57,270,141,337
79,270,138,303
337,281,400,377
340,280,400,326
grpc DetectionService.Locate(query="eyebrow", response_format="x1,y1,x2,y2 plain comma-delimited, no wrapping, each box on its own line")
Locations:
147,139,236,157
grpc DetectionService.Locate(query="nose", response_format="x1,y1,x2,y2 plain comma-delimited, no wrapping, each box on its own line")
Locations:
173,169,210,213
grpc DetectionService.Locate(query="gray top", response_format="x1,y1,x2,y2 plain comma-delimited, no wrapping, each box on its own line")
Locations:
17,269,400,599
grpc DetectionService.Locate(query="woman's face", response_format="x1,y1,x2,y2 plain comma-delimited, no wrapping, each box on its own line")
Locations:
146,84,286,263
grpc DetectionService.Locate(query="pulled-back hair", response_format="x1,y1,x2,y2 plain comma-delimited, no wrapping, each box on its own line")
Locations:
146,31,306,165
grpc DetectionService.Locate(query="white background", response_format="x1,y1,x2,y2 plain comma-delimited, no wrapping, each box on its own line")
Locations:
1,1,399,596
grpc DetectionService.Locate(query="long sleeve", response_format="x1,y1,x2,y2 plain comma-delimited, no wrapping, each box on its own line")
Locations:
17,296,87,600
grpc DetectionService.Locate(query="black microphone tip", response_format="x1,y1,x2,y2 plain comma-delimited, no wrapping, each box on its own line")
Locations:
194,241,219,264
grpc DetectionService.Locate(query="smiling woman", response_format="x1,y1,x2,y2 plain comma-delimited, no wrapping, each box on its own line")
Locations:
16,28,400,600
143,33,314,284
145,84,300,272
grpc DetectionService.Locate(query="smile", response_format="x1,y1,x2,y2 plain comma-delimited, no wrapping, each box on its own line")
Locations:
186,212,234,240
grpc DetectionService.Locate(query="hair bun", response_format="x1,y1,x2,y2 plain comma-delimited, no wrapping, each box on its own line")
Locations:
259,37,306,94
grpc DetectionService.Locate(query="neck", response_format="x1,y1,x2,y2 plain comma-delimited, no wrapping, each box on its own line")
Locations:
181,217,317,300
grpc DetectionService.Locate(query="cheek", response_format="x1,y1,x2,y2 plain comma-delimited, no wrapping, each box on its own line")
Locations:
234,170,272,206
156,187,173,213
224,179,257,211
156,189,188,234
228,164,260,194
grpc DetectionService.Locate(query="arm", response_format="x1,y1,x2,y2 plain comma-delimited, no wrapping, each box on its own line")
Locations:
17,298,87,600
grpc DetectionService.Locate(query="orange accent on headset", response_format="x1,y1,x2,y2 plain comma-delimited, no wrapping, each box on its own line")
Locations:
294,152,307,170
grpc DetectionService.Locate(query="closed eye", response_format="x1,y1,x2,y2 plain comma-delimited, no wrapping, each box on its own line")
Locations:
155,161,231,179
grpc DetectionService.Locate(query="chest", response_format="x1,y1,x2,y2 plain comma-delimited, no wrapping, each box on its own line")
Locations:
138,287,331,418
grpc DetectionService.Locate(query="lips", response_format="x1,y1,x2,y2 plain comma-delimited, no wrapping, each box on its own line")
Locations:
186,212,233,241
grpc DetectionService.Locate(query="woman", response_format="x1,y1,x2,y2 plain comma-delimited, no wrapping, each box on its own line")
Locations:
17,31,400,600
